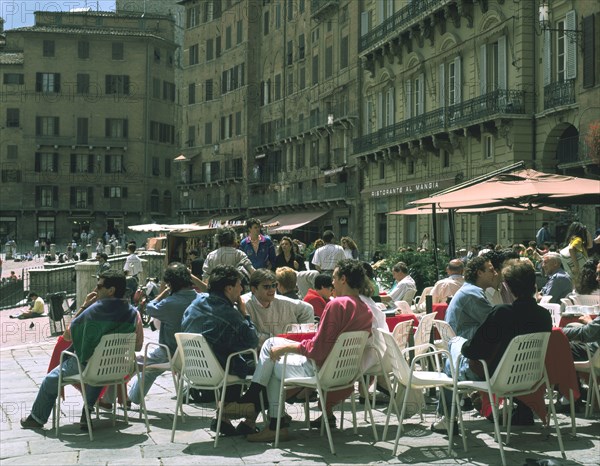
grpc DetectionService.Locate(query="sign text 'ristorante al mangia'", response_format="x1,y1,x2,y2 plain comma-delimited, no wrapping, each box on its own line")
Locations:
363,178,454,199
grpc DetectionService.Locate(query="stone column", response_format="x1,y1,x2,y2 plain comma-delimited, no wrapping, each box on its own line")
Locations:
75,261,98,308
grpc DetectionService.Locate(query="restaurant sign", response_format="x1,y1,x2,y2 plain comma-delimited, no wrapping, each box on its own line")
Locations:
364,178,454,199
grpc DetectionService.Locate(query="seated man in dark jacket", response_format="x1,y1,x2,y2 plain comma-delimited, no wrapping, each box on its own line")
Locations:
181,264,259,435
435,259,552,432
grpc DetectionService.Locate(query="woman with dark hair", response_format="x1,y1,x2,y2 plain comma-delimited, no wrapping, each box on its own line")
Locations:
560,221,591,280
570,259,600,297
274,236,306,271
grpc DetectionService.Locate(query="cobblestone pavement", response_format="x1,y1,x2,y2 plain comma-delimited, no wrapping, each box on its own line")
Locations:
1,327,598,466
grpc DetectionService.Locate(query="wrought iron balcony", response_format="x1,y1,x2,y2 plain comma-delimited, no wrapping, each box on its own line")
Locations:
544,79,575,110
359,0,449,53
252,183,352,208
311,0,339,18
353,89,526,154
261,103,358,146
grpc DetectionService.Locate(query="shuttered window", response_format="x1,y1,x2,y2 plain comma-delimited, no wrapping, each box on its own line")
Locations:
583,14,595,88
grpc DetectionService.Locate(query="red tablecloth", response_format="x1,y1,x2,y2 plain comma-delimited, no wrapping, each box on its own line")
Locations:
559,314,597,328
386,314,419,332
277,332,316,342
431,303,448,320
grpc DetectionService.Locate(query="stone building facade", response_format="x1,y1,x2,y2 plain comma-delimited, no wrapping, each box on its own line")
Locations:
177,0,598,256
1,10,179,247
356,0,599,255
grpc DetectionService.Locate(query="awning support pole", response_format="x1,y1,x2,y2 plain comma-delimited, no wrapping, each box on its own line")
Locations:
431,203,439,281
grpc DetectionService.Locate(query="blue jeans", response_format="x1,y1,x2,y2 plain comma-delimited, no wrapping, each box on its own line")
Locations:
128,346,169,405
439,336,483,415
30,356,103,425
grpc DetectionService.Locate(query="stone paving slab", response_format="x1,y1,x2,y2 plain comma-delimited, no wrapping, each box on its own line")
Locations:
1,331,598,465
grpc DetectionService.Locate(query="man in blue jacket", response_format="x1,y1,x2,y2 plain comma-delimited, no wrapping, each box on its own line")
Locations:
181,264,259,436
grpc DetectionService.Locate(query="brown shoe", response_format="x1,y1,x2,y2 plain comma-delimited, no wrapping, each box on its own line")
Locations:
20,416,43,429
247,426,289,443
221,402,256,419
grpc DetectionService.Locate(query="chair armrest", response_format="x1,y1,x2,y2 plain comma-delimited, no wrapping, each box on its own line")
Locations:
143,341,172,365
401,342,437,356
223,348,259,377
408,348,451,374
59,349,84,378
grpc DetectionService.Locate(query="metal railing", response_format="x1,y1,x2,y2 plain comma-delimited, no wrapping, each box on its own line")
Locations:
262,103,357,146
252,183,352,208
544,79,575,110
311,0,339,17
353,89,526,154
360,0,447,52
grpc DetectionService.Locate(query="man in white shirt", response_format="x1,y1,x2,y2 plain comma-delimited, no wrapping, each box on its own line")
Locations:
382,261,417,303
123,242,143,303
311,230,346,273
242,269,314,346
430,259,465,304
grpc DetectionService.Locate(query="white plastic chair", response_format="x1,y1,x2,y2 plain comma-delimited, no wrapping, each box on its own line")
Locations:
560,297,573,314
412,286,434,312
392,320,413,351
402,288,417,305
539,295,552,304
138,342,180,424
55,332,149,441
394,300,412,314
449,332,566,466
274,330,373,454
433,320,456,351
283,322,318,333
539,303,561,327
573,347,600,418
171,333,260,447
570,294,600,306
413,312,437,360
378,329,458,456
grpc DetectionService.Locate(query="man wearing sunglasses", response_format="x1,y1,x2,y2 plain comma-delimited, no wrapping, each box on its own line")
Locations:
21,270,140,431
243,269,314,346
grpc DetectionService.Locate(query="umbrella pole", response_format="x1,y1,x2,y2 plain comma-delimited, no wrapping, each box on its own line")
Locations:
431,204,439,281
448,209,456,259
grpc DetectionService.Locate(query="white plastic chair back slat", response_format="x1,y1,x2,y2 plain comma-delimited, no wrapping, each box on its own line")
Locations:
176,333,225,387
413,286,434,311
381,330,413,386
395,301,411,314
82,333,137,385
488,332,550,395
403,289,417,305
539,303,561,327
392,320,413,351
570,294,600,306
318,331,370,390
433,320,456,351
414,313,436,357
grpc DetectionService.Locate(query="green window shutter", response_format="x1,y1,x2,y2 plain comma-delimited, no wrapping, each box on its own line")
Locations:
543,29,552,85
565,10,577,80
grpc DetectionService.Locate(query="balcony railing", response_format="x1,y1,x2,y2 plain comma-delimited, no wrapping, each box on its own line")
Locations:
353,89,526,154
252,183,352,208
359,0,448,53
544,79,575,110
311,0,339,18
266,103,357,145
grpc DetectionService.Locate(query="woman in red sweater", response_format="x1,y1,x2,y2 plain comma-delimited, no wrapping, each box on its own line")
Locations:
224,259,373,442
